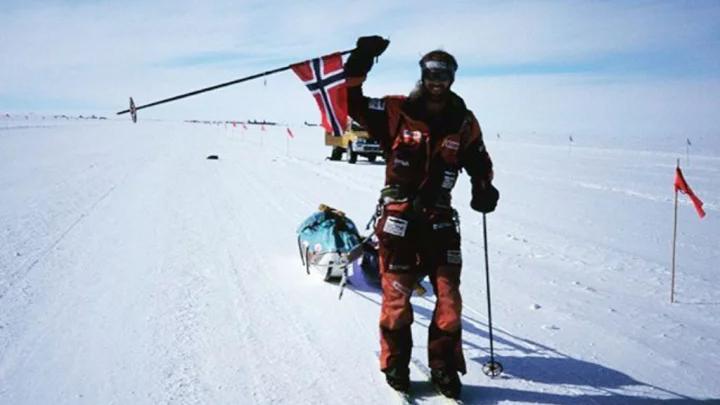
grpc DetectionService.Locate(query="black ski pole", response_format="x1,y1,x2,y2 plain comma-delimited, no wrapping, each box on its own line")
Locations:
116,48,355,118
482,213,503,377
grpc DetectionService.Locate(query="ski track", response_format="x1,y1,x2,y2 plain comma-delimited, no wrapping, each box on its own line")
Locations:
0,182,119,300
150,179,209,405
0,153,163,404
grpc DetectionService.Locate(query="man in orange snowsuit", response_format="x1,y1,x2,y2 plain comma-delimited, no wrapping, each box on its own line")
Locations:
344,36,499,399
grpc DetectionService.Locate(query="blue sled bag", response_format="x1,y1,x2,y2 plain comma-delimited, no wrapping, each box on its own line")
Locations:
296,204,363,282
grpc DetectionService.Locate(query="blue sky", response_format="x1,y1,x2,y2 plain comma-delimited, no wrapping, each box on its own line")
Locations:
1,0,719,141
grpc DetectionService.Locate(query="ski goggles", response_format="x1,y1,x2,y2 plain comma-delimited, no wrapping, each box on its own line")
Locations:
421,60,455,82
422,69,454,82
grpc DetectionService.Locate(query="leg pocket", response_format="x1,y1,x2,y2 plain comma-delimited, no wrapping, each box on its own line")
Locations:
376,204,417,273
426,218,462,267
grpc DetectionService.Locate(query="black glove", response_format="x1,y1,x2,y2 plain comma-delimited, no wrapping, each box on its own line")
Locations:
356,36,390,58
471,182,499,213
345,36,390,77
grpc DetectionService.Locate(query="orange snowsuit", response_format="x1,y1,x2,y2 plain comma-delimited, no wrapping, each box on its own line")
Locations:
347,76,493,374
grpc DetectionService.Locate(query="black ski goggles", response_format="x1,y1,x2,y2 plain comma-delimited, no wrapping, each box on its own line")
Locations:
422,69,454,82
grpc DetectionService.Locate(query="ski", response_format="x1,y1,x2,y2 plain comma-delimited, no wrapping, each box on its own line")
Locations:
375,351,413,404
389,387,412,405
377,352,461,403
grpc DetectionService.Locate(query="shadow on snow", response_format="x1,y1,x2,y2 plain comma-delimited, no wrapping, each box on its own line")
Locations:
343,267,711,404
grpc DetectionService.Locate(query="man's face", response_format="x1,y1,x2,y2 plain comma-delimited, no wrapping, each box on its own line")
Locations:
424,77,451,97
422,69,453,98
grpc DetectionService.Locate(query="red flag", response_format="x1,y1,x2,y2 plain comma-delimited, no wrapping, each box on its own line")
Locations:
261,124,266,132
242,123,248,130
232,121,237,128
674,167,705,218
286,127,294,139
291,53,348,137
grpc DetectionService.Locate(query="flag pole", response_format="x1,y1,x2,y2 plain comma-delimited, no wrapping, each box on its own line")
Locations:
670,158,679,303
116,48,354,117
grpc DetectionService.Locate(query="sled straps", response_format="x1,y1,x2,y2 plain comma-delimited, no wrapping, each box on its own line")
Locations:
318,203,346,217
319,203,352,232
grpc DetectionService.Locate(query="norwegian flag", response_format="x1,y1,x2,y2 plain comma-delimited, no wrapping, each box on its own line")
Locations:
291,53,347,137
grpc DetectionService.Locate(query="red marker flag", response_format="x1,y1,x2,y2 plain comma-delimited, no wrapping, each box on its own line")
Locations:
291,53,348,137
286,128,295,139
674,167,705,218
242,123,248,130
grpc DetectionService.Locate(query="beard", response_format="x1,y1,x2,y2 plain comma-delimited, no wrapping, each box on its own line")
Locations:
422,81,451,102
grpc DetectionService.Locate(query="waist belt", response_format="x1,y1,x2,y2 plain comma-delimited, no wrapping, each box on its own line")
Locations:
379,185,452,213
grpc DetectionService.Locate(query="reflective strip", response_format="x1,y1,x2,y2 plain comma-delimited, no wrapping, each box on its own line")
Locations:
447,250,462,264
441,170,458,189
392,280,413,296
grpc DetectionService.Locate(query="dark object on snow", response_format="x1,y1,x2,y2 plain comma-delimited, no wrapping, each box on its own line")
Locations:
206,155,219,160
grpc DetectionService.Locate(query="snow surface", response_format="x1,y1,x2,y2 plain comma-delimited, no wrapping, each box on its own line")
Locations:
0,117,718,404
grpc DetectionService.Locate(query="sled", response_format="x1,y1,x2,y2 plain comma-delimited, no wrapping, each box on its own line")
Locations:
296,204,364,285
297,204,425,299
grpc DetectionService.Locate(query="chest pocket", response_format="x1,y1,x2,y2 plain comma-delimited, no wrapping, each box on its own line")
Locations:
438,134,461,167
389,128,430,186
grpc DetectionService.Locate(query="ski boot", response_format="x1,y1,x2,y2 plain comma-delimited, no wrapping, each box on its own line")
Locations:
384,367,410,393
430,368,462,399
